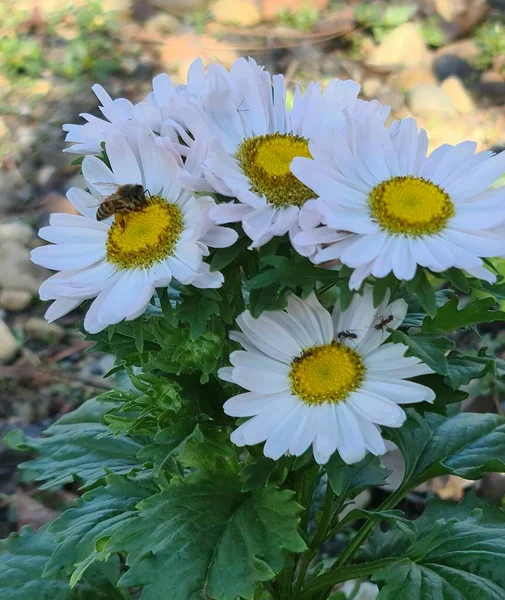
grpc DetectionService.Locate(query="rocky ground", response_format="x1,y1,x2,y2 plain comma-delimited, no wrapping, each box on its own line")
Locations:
0,0,504,550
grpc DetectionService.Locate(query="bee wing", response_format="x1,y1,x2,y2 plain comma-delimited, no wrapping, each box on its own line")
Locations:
93,182,119,190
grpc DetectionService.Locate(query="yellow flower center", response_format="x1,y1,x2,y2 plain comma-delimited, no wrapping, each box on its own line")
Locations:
106,197,183,268
369,176,454,236
237,133,315,207
290,342,365,405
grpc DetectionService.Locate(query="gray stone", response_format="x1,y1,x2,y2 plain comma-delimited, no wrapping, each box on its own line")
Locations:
0,290,32,312
0,241,42,295
0,319,19,364
0,221,34,246
408,83,456,116
25,317,65,343
434,54,476,83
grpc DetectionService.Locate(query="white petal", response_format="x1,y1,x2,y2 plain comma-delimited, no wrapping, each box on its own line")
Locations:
335,402,367,465
105,134,143,185
347,390,406,427
264,402,305,460
362,379,435,405
224,391,292,417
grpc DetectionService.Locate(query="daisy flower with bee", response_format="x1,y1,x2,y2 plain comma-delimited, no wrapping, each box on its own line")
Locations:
31,123,237,333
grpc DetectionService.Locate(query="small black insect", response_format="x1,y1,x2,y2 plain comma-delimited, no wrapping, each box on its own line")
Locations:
374,315,394,330
237,99,249,112
336,330,358,341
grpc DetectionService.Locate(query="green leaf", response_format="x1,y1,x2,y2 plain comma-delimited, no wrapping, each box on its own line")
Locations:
389,330,454,375
240,457,278,492
177,289,220,339
45,474,156,582
246,253,342,317
210,236,249,271
131,317,144,354
406,269,437,317
386,410,505,488
249,284,288,318
445,352,496,389
443,268,471,293
4,398,142,489
339,509,417,539
372,276,397,308
326,454,390,499
423,296,505,333
0,527,125,600
410,374,467,414
106,472,306,600
366,496,505,600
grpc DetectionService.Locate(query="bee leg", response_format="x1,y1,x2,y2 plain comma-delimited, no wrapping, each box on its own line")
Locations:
116,214,126,231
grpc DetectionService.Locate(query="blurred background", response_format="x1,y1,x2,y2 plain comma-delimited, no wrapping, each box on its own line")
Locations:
0,0,504,559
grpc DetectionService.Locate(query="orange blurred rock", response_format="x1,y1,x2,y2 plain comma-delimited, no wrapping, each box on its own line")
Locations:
261,0,329,21
441,76,476,115
389,67,436,92
434,0,488,37
366,24,432,73
211,0,261,26
159,33,238,76
42,191,78,215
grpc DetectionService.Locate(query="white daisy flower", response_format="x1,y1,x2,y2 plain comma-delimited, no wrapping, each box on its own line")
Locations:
31,125,237,333
219,286,434,465
178,57,390,255
62,60,211,156
291,114,505,289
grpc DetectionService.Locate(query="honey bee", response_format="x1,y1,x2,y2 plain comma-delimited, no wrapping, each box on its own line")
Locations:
95,184,150,222
336,330,358,342
374,314,394,330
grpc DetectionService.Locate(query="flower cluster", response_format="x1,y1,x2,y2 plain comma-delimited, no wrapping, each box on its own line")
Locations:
32,57,505,466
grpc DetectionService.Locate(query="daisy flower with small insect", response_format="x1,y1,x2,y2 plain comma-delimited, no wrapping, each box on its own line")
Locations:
291,114,505,289
31,125,237,333
178,57,390,256
219,286,434,465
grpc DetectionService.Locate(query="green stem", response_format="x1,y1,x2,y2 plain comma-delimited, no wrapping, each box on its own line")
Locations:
292,483,334,598
299,558,396,599
278,554,296,600
333,485,408,570
303,484,410,600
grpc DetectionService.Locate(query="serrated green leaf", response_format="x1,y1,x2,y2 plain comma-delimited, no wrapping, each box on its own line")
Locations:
106,472,306,600
445,353,495,389
177,290,220,339
366,496,505,600
326,454,390,499
423,296,505,333
389,330,454,375
240,457,278,492
0,527,125,600
45,475,156,581
407,269,437,317
5,399,142,489
410,374,467,415
385,410,505,487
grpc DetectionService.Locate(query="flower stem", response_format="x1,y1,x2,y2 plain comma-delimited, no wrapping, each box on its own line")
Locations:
298,557,397,599
292,482,334,598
